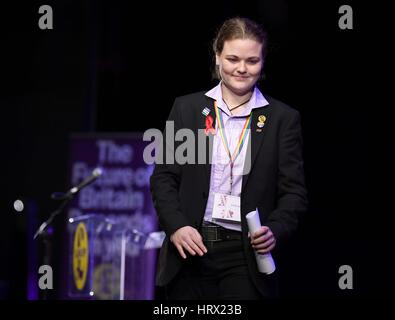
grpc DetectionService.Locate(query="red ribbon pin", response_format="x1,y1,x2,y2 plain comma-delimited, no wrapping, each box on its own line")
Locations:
205,115,216,136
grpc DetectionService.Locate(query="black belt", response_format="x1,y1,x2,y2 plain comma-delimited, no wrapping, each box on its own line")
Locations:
201,223,242,242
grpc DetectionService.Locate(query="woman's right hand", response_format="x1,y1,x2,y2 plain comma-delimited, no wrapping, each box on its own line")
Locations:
170,226,208,259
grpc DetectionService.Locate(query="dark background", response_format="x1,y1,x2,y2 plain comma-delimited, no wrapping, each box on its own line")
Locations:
1,0,394,299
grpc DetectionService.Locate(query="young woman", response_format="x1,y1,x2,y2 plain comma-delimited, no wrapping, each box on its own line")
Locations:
150,17,307,299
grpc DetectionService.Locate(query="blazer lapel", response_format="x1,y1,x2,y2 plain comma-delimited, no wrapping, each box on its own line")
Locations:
241,106,270,192
200,99,216,185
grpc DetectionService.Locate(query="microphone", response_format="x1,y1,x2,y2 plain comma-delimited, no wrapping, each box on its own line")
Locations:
51,168,103,200
35,168,103,239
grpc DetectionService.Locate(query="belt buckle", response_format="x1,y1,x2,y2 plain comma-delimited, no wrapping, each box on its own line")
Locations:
204,225,221,242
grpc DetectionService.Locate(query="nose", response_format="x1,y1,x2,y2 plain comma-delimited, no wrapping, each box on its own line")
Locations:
237,61,247,74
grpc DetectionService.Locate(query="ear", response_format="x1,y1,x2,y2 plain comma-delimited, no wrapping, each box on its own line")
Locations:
215,55,220,66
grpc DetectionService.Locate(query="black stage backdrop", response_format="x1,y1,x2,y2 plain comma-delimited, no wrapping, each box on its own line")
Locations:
1,0,394,300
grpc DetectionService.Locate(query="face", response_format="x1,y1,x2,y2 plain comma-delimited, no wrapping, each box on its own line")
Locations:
216,38,263,95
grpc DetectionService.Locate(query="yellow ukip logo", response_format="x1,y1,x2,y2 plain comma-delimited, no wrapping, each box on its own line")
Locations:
73,222,89,290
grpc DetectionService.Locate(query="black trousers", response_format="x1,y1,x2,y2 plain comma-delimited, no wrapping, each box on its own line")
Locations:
165,238,263,300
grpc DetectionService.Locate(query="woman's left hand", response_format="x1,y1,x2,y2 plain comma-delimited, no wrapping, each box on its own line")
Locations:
250,226,276,254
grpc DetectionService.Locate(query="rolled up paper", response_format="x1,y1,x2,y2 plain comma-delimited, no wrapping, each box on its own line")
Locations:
246,209,276,274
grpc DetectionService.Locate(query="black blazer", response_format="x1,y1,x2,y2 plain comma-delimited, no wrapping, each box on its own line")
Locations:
150,91,308,297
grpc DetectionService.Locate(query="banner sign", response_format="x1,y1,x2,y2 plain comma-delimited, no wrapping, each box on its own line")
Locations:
67,133,157,300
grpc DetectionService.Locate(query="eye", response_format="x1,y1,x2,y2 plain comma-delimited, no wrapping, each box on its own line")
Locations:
226,57,238,63
247,59,260,65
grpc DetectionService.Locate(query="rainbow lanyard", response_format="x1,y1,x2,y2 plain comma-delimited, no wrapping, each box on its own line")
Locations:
214,101,252,194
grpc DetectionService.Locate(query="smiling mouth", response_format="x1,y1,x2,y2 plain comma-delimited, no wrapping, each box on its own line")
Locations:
233,75,249,80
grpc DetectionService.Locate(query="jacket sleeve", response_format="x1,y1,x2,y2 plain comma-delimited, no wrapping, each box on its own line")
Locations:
266,110,308,247
149,98,191,237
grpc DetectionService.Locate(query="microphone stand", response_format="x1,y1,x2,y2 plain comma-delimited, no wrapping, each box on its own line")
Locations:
34,168,102,239
33,192,75,300
33,169,101,299
33,194,74,240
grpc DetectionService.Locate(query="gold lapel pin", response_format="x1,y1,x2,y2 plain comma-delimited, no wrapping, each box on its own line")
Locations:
258,115,266,123
257,114,266,129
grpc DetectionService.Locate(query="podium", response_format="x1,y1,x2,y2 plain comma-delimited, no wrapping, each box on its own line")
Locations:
67,214,164,300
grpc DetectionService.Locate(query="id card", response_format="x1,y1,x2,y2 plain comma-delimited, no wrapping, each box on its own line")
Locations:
212,193,241,222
